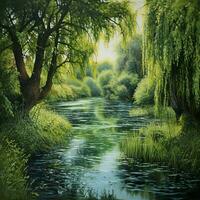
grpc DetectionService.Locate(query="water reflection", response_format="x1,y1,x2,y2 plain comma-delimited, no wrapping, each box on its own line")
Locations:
28,98,200,200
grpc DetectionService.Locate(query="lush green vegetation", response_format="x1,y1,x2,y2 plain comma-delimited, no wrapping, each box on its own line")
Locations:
0,0,135,199
0,0,134,112
0,0,200,199
0,140,30,200
120,0,200,177
121,113,200,174
144,0,200,120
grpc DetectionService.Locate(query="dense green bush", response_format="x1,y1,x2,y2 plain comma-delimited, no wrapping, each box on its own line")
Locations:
84,77,102,97
98,70,113,89
101,72,138,100
48,84,76,101
134,76,155,105
96,62,113,73
0,107,72,154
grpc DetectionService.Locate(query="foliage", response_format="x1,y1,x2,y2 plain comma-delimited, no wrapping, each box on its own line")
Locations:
0,139,30,200
105,72,138,100
67,79,91,98
98,70,114,89
144,0,200,118
0,0,135,111
133,76,155,105
129,106,155,117
0,107,71,154
84,77,102,97
0,51,20,120
117,35,142,76
48,84,76,101
97,62,113,74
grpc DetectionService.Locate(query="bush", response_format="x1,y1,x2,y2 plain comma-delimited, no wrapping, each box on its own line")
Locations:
83,77,102,97
66,78,91,98
96,62,113,73
102,72,138,100
134,76,155,105
48,84,76,101
0,107,72,154
98,70,113,89
0,139,30,200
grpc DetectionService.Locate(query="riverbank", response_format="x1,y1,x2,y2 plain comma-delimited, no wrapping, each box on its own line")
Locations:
0,106,72,200
121,107,200,175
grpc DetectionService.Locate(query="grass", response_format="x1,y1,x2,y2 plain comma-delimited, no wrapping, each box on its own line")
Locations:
0,106,72,154
129,106,155,117
0,105,72,199
120,114,200,174
0,139,30,200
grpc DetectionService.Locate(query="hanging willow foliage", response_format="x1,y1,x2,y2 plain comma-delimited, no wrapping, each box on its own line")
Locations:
144,0,200,118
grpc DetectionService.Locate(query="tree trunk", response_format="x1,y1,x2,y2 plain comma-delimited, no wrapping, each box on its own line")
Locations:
20,78,41,112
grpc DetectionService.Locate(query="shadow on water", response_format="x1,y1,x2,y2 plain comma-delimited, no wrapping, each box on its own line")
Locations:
28,98,200,200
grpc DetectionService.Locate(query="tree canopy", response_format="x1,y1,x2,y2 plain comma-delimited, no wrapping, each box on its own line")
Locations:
0,0,134,111
144,0,200,119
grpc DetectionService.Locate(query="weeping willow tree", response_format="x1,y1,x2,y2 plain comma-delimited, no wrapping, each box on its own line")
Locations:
144,0,200,120
0,0,134,112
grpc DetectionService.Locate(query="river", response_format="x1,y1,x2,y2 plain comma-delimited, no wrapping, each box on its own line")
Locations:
28,98,200,200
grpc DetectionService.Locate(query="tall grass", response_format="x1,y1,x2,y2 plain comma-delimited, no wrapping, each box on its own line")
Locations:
0,139,30,200
121,116,200,174
0,106,72,199
0,106,72,154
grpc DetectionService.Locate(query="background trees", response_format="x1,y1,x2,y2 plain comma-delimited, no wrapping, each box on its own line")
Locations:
0,0,134,112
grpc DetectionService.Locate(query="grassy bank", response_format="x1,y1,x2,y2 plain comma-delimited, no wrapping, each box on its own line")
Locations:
121,109,200,174
0,106,72,200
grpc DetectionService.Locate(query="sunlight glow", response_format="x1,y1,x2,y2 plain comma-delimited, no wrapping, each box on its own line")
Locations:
95,37,119,64
95,0,145,64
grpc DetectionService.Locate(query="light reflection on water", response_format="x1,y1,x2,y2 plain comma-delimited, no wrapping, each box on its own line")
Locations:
28,98,200,200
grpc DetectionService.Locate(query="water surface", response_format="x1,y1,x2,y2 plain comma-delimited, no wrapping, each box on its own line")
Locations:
28,98,200,200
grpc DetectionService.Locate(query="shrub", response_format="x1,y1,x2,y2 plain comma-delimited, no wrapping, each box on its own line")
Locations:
96,62,113,73
48,84,76,101
98,70,113,89
0,107,72,154
134,76,155,105
117,72,138,99
83,77,102,97
102,72,138,100
66,78,91,98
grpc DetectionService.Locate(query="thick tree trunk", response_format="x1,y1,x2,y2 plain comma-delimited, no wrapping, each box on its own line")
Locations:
19,79,39,112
